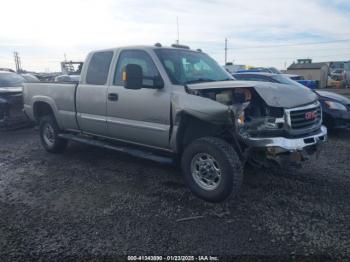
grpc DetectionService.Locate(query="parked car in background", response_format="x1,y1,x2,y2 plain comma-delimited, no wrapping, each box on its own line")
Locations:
0,71,27,128
236,68,271,73
330,69,348,88
317,91,350,128
21,73,40,82
284,74,318,89
54,74,80,82
327,76,342,89
344,62,350,87
235,67,282,74
234,71,318,89
233,72,310,88
267,67,282,74
331,69,346,81
233,72,350,129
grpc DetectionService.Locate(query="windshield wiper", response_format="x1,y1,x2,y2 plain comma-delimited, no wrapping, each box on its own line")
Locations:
217,78,233,81
185,78,216,84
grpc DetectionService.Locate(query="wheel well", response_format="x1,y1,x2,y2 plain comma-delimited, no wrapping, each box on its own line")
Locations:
33,102,54,123
176,113,229,154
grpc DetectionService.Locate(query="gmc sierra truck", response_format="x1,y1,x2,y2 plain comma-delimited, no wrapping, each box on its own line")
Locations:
23,44,327,202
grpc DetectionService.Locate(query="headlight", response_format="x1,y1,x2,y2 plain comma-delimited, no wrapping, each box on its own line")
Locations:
325,101,347,111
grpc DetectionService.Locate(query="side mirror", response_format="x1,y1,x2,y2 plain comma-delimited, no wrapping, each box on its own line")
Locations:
153,76,164,89
124,64,143,90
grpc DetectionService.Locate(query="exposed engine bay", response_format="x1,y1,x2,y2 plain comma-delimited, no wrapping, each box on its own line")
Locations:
188,87,286,137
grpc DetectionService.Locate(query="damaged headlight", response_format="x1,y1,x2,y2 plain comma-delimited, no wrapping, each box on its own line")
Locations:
261,117,284,129
325,101,348,111
238,116,285,132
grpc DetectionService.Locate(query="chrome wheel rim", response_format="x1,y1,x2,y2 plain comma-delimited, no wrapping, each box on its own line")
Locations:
191,153,221,191
43,123,55,147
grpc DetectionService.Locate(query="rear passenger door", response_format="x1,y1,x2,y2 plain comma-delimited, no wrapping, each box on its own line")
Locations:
76,51,113,136
107,49,171,149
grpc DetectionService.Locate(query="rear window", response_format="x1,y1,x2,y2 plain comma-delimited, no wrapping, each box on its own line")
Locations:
0,72,24,87
86,51,113,85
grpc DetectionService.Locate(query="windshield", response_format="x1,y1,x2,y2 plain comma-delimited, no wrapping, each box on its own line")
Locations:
272,75,306,88
0,72,24,87
154,49,232,84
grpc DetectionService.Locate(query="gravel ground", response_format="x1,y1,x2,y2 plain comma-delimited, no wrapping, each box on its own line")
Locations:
0,128,349,260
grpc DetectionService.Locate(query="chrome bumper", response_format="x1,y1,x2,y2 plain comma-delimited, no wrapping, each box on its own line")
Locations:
246,125,327,151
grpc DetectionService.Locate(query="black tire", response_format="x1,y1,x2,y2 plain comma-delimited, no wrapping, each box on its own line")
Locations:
181,137,243,202
39,115,68,153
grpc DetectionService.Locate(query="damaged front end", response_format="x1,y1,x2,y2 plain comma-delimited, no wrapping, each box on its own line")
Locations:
183,81,327,167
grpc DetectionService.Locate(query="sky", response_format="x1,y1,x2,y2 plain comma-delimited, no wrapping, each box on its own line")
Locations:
1,0,350,72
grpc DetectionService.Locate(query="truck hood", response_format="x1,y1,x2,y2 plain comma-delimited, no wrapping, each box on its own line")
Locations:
187,80,317,108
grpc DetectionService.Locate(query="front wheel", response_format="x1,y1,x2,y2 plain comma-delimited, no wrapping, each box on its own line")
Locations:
39,115,68,153
181,137,243,202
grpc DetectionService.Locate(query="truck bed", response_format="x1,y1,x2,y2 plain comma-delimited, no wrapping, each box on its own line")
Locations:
23,82,79,130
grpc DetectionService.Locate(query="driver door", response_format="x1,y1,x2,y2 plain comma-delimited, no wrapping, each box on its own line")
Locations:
106,49,171,149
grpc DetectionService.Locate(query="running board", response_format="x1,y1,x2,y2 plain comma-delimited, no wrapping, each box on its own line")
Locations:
58,133,175,165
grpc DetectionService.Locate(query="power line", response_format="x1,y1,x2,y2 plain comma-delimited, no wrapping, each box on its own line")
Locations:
226,38,350,50
235,52,350,62
206,38,350,52
226,46,350,54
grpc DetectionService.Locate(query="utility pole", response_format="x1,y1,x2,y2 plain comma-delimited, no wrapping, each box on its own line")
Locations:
224,38,228,65
13,51,22,73
176,17,180,44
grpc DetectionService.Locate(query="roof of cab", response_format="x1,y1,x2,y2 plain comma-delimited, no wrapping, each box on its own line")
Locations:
88,45,202,54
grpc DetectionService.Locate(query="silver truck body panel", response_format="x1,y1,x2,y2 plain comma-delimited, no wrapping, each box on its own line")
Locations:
171,89,230,124
105,47,172,149
107,85,171,148
76,83,109,136
23,82,78,130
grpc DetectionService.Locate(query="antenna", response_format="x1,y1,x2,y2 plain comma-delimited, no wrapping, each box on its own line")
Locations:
224,38,228,65
13,51,22,73
176,17,180,44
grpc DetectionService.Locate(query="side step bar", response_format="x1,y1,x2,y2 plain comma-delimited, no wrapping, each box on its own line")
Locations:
58,133,175,165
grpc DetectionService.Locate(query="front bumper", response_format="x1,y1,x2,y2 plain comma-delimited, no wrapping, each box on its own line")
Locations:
246,125,327,151
0,94,29,128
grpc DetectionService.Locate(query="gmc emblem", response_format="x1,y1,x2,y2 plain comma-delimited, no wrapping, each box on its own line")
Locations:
305,111,316,120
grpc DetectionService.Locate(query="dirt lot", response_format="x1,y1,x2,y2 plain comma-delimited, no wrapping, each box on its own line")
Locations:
0,127,349,259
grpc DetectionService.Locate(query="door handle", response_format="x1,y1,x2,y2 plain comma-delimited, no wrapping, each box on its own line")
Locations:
108,93,119,101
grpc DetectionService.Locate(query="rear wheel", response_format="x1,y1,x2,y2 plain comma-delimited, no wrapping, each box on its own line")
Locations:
39,115,68,153
181,137,243,202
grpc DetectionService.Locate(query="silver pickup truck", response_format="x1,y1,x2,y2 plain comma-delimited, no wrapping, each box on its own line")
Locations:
23,44,327,202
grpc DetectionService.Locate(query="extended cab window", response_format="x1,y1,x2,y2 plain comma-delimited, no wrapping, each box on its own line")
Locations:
86,51,113,85
114,50,159,86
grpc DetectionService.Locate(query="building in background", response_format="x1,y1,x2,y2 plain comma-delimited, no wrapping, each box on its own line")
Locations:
286,59,329,88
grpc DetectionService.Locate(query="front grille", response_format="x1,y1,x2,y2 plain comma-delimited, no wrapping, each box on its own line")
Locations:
287,103,322,130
